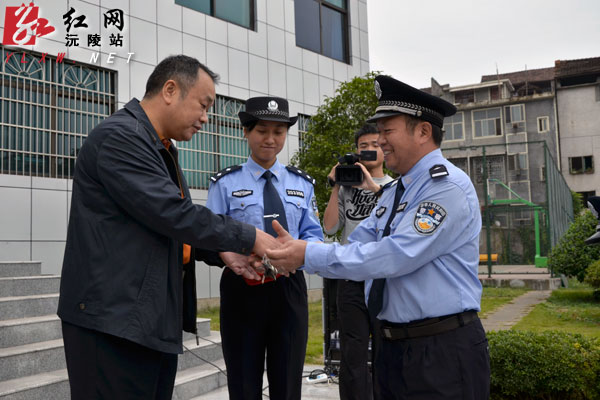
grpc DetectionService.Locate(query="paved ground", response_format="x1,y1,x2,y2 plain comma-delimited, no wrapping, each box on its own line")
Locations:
197,267,555,399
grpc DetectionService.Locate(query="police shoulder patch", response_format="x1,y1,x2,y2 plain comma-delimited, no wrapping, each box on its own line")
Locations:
413,201,447,235
210,165,242,182
429,164,449,179
375,206,387,218
286,165,315,185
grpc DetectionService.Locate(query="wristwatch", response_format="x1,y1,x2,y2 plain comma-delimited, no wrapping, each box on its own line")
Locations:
327,177,336,188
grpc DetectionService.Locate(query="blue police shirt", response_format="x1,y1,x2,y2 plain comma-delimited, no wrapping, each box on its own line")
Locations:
206,157,323,243
304,149,482,323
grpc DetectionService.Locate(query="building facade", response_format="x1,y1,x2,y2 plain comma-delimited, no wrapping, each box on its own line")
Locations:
555,57,600,205
0,0,371,299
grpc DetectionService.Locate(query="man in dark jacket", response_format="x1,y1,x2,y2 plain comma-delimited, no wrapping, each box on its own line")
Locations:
57,55,280,399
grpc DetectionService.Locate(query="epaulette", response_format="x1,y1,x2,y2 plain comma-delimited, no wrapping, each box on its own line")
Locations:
286,165,315,185
210,165,242,183
375,179,398,197
429,164,449,179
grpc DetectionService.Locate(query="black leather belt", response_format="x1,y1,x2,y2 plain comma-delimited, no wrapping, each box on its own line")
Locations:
380,311,478,340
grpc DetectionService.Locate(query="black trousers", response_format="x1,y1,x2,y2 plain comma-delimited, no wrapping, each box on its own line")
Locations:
219,268,308,400
336,279,373,400
61,321,178,400
374,318,490,400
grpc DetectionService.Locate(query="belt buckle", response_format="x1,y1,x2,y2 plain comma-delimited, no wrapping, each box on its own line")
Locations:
382,327,393,340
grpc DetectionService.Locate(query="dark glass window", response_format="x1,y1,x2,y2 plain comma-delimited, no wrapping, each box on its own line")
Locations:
176,0,254,30
295,0,348,63
569,156,594,175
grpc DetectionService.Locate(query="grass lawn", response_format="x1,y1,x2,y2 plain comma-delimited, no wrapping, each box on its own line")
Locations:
199,286,532,364
511,280,600,338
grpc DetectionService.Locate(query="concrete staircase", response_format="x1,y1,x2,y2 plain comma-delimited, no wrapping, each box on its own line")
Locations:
0,261,227,399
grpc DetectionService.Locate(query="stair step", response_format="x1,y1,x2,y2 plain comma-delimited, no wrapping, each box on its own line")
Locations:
0,330,222,382
172,360,227,400
179,332,222,371
0,315,61,348
0,294,59,319
0,262,41,278
0,276,60,296
0,369,69,400
0,346,226,399
0,339,64,381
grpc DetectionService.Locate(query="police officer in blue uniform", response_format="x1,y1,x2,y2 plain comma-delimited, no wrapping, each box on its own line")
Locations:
206,96,324,400
266,76,490,400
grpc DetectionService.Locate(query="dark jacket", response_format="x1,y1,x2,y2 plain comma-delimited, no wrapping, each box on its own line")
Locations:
58,99,256,354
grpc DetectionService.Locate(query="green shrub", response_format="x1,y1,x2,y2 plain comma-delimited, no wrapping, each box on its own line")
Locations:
585,260,600,289
572,190,584,217
489,330,600,399
548,210,600,282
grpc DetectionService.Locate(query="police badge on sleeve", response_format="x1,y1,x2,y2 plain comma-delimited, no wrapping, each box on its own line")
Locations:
413,201,447,235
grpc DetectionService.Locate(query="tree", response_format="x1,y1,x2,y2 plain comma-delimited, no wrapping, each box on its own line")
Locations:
548,210,600,282
291,72,381,219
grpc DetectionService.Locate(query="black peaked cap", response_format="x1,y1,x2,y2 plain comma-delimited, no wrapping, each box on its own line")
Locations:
238,96,298,127
367,75,457,128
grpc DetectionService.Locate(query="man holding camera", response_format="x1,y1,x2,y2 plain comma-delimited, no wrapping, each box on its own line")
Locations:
323,123,392,400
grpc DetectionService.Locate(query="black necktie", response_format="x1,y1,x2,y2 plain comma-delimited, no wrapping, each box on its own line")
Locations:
367,179,405,318
262,170,288,237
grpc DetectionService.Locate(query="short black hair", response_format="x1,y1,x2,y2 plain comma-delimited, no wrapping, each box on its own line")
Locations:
405,115,444,146
354,123,379,147
143,55,219,99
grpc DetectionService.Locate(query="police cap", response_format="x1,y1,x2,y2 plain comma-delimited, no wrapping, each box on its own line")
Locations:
367,75,457,128
238,96,298,127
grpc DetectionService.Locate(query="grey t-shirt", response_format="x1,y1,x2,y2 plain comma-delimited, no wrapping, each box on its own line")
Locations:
324,175,393,244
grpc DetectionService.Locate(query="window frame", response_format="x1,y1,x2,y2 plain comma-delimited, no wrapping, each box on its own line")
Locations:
294,0,349,63
442,111,464,142
175,0,256,30
537,116,550,133
568,155,594,175
472,107,503,138
0,45,116,179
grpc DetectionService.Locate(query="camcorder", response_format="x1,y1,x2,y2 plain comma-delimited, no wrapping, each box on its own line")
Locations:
334,150,377,186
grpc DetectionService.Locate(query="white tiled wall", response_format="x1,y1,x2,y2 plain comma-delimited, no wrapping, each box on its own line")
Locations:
0,0,370,296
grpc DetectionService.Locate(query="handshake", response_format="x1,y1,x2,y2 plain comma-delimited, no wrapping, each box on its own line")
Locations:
220,221,309,281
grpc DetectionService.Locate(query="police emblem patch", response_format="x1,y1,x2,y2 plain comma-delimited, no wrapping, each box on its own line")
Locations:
374,80,382,99
232,189,253,198
376,206,386,218
267,100,278,111
413,201,447,235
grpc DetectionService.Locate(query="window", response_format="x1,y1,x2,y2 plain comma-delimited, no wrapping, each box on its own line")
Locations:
177,95,249,189
508,154,528,171
0,46,116,178
490,86,500,100
295,0,348,62
442,112,464,141
176,0,255,29
504,104,525,132
537,116,549,133
580,191,597,209
453,90,474,104
473,108,502,137
297,114,311,153
569,156,594,175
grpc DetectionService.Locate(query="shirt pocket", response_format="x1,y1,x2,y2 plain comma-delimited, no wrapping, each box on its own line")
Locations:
284,196,307,238
229,195,263,228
